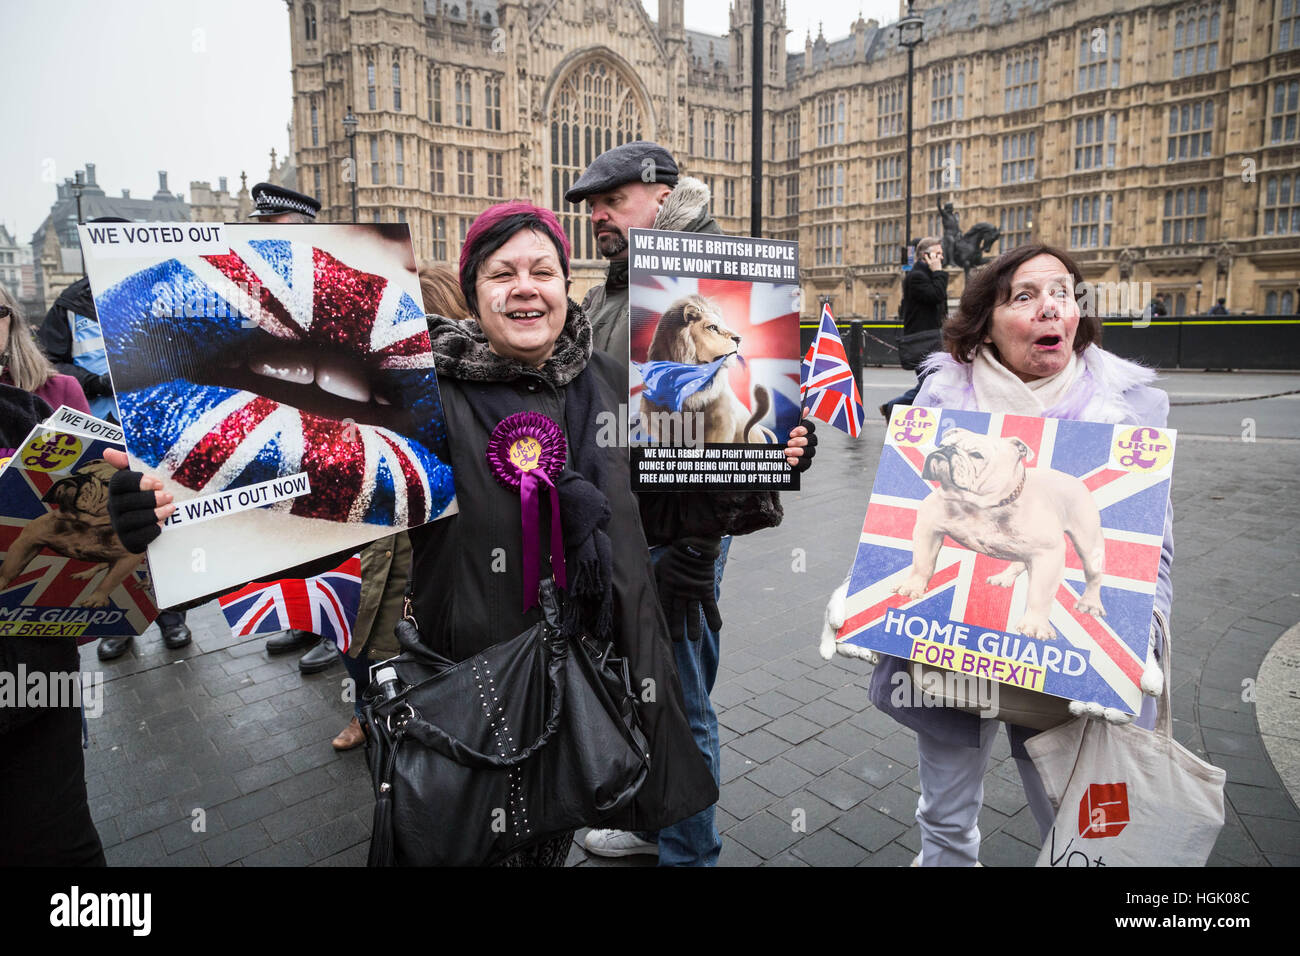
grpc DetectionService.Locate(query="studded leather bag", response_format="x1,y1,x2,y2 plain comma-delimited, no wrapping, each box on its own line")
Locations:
362,578,649,867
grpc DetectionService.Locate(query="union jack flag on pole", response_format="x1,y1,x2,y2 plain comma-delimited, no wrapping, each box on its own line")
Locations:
831,407,1175,713
218,554,363,653
801,303,865,438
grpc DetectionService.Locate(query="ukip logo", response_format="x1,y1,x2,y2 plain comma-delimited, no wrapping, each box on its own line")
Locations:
1114,425,1173,472
21,432,82,472
1078,782,1130,838
891,407,936,445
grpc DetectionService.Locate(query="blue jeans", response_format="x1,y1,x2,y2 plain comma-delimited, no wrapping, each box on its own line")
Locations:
647,536,731,867
340,648,372,718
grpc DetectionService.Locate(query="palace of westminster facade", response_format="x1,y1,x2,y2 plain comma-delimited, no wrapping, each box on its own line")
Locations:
288,0,1300,318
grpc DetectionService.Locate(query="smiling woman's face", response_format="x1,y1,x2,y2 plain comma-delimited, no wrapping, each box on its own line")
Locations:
985,254,1081,382
473,229,568,367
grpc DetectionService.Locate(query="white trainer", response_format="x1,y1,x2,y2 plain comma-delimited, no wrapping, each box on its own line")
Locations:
582,829,659,858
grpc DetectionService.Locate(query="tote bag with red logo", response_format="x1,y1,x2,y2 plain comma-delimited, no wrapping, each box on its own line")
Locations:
1026,640,1226,867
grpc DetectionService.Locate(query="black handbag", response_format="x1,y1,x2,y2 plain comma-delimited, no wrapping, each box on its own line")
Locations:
361,578,649,867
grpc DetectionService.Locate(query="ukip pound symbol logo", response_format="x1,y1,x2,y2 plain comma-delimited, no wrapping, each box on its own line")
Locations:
1115,426,1171,471
892,407,936,445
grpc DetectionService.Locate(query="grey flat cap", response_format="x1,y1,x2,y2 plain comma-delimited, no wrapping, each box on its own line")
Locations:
564,140,679,204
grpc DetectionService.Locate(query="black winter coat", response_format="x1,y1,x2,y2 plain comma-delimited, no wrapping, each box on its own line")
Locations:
407,308,718,832
899,261,949,338
38,279,110,398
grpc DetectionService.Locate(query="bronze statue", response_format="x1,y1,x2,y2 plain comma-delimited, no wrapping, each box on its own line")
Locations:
936,196,1001,275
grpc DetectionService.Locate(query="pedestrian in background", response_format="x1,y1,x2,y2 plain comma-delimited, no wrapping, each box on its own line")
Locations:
0,285,89,414
881,237,948,420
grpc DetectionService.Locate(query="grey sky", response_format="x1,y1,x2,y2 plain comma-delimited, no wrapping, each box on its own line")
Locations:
0,0,900,240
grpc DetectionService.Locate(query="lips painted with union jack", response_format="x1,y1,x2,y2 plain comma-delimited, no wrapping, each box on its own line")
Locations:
96,237,454,527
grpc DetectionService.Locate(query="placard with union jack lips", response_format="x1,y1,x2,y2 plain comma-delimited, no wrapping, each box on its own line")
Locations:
833,406,1175,713
78,223,458,607
0,418,158,642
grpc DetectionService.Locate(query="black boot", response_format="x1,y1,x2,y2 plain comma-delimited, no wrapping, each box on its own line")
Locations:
157,611,192,649
298,636,339,674
96,635,134,661
266,629,318,655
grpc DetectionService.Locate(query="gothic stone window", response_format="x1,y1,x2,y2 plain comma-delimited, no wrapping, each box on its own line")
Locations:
549,58,647,261
485,75,502,130
928,141,962,190
1001,131,1036,183
875,155,901,200
1264,173,1300,234
1271,79,1299,143
1168,100,1214,160
430,145,444,192
1000,206,1034,247
1173,3,1220,78
1077,23,1121,91
1070,193,1112,248
1074,113,1117,170
873,220,900,265
304,3,317,41
1004,52,1040,112
1163,187,1208,243
877,84,902,137
929,65,964,123
1282,0,1300,51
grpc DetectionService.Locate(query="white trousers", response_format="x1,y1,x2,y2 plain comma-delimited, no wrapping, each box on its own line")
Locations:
914,722,1056,867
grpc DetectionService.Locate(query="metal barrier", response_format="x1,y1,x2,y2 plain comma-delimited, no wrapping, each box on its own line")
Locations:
799,315,1300,373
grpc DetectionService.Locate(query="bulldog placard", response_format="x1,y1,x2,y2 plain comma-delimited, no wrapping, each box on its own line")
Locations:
833,406,1175,713
0,410,159,642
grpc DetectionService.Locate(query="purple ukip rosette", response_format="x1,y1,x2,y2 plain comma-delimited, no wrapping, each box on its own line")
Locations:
485,412,567,610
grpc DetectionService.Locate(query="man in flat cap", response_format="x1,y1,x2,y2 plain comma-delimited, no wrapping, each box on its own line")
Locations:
249,182,321,223
569,141,814,866
566,141,697,363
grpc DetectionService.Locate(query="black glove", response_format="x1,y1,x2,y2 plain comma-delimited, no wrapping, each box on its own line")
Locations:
90,373,113,397
791,418,817,474
654,536,723,642
107,468,163,553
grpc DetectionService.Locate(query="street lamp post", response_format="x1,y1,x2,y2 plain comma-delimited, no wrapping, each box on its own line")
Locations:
898,4,925,269
1195,279,1203,315
70,170,86,225
343,106,359,222
70,170,87,278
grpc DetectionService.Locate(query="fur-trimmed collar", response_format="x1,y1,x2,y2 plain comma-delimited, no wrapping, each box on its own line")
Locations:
919,345,1160,424
653,176,714,233
426,299,593,387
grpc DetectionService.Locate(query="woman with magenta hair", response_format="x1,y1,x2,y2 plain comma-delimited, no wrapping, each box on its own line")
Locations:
108,202,718,866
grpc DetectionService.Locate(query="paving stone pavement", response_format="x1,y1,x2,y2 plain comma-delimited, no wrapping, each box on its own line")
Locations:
80,400,1300,867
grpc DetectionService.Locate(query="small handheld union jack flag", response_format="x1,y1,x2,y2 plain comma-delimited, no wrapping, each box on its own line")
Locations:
800,302,865,438
218,554,362,653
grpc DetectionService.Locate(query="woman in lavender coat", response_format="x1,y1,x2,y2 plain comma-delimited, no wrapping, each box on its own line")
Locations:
824,244,1173,866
